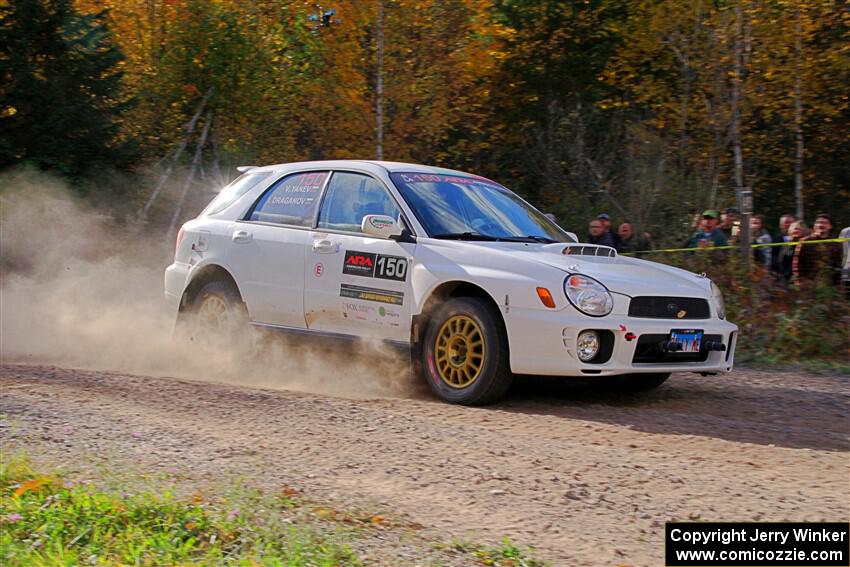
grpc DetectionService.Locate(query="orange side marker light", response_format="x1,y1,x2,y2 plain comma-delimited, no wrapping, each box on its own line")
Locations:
536,287,556,309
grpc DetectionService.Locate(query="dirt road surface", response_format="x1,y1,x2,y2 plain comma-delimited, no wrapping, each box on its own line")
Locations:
1,363,848,566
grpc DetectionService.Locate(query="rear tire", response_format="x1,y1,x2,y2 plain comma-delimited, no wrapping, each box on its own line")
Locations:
179,280,248,344
612,372,671,392
420,297,512,405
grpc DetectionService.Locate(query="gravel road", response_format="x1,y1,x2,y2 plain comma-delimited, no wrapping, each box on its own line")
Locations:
1,363,847,566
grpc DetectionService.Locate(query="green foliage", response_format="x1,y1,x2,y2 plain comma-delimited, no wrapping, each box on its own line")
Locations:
448,536,549,567
0,0,133,183
1,1,846,236
0,456,361,566
484,0,630,223
1,455,551,566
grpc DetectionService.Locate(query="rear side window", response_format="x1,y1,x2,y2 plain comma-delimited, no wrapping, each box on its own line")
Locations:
249,171,329,226
202,171,272,216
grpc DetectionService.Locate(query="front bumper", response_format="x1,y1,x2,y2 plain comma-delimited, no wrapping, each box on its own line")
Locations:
505,306,737,376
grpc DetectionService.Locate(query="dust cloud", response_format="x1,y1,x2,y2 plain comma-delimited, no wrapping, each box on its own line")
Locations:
0,170,419,399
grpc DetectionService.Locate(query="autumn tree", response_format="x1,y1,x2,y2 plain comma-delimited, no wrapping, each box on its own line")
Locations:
485,0,630,230
0,0,133,182
604,0,849,238
289,1,508,169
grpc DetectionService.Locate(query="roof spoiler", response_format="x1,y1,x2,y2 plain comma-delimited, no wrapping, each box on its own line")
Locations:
237,165,258,173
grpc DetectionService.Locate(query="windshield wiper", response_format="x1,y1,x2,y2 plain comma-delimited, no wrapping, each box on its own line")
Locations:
432,232,503,241
491,235,559,243
522,235,558,243
432,233,558,243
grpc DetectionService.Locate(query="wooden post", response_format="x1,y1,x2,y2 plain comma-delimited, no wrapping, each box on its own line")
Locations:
167,110,213,242
140,88,214,219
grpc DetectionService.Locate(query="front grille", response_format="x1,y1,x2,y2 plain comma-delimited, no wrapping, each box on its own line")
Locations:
632,333,721,363
628,296,710,320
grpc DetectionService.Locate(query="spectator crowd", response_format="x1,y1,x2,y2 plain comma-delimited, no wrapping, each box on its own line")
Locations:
582,210,849,293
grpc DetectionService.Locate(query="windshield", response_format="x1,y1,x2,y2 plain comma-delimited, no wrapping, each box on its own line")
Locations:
390,172,573,242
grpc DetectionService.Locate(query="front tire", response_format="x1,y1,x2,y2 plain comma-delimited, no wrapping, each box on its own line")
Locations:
420,297,512,405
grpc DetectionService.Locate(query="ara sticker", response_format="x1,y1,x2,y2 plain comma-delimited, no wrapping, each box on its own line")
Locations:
339,284,404,305
343,251,376,277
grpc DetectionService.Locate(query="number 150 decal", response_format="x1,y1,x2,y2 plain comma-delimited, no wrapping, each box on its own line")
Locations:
375,255,407,281
343,250,408,281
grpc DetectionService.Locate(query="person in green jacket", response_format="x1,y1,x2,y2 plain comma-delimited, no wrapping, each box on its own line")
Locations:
688,210,729,249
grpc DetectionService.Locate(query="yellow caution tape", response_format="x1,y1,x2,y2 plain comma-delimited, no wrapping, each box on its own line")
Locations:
620,237,850,256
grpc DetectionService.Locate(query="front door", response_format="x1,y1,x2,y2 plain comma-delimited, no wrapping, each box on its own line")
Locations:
303,171,415,342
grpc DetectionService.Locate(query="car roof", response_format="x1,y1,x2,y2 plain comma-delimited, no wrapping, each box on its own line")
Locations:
247,160,488,179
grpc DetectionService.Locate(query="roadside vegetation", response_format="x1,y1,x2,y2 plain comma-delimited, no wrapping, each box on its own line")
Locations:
645,251,850,372
0,454,547,566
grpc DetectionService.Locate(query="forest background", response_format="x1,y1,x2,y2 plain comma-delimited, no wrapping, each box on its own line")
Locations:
2,0,848,239
1,0,849,368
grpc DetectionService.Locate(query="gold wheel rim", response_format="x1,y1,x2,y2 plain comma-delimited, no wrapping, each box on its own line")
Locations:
434,315,485,388
198,295,229,329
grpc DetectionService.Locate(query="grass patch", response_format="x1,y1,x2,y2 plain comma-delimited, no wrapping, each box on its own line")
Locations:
0,453,550,566
447,537,549,567
0,454,360,566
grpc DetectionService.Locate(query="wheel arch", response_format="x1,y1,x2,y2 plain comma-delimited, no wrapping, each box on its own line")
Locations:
412,280,507,347
179,264,244,313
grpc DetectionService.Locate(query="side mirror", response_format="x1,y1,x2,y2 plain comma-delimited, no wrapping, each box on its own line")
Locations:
361,214,403,239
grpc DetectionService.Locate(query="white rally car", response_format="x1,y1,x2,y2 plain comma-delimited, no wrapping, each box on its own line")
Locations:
165,160,737,405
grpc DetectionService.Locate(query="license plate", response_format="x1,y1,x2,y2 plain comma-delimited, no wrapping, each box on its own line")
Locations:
670,329,703,353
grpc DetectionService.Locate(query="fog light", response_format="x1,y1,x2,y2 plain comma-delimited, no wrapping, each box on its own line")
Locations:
577,330,600,362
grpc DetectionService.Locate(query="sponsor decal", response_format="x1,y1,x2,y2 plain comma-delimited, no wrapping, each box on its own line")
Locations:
251,172,327,222
369,217,394,230
397,172,501,188
341,301,401,326
314,262,324,277
343,251,376,277
340,284,403,305
341,301,375,321
378,305,401,325
343,250,408,281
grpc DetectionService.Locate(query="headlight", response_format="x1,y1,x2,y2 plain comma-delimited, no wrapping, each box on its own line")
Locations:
564,274,613,317
711,280,726,319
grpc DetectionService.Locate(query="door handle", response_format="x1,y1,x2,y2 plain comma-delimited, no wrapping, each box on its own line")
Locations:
232,230,253,244
312,239,338,253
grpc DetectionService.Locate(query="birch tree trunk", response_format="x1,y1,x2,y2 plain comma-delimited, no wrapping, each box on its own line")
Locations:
793,5,805,221
731,0,751,268
375,0,384,160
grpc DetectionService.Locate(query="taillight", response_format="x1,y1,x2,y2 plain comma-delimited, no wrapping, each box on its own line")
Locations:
175,226,185,257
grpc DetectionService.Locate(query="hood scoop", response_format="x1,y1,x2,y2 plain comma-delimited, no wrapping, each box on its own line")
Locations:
541,243,618,259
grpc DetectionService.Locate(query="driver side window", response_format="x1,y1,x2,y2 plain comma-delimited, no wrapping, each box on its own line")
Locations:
317,172,400,233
